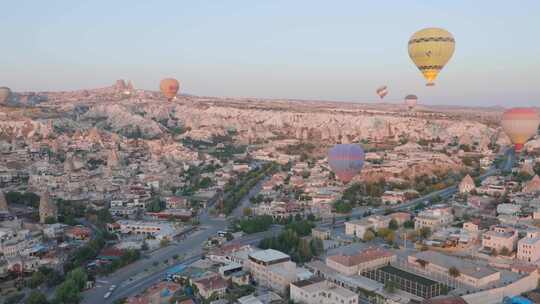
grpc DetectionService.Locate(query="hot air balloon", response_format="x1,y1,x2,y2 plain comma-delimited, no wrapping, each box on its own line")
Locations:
501,108,540,152
328,144,365,184
408,28,455,86
160,78,180,101
376,86,388,100
0,87,11,104
404,94,418,111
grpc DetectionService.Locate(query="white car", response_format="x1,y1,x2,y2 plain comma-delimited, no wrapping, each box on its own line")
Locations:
104,292,111,299
109,285,117,291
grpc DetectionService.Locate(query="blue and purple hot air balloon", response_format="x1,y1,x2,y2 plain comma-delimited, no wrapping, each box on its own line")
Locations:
328,144,365,184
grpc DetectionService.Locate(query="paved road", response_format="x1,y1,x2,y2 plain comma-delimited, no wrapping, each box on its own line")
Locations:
82,175,270,303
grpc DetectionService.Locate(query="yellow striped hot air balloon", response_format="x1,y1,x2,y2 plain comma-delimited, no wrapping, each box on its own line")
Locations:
408,28,455,86
501,108,540,152
159,78,180,101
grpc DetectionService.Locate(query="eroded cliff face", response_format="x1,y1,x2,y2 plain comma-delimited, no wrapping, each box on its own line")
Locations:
1,91,506,150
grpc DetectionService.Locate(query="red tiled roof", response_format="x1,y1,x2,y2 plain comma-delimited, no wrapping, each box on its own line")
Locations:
193,275,227,291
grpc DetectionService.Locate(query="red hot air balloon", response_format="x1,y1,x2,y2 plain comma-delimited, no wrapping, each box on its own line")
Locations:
501,108,540,152
328,144,365,184
376,86,388,100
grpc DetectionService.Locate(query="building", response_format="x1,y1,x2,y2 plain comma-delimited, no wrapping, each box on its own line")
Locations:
39,191,57,224
482,225,518,253
112,220,177,240
458,175,475,194
381,191,407,205
517,229,540,263
414,206,453,231
247,249,310,294
326,247,396,275
312,227,332,240
497,203,521,216
408,251,500,289
345,215,391,239
290,277,358,304
191,274,228,300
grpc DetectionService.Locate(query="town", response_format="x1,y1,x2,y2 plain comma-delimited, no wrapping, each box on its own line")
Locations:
0,80,539,304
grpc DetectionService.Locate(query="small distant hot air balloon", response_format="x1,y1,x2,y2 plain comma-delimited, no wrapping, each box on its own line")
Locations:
328,144,365,184
501,108,540,152
408,28,455,86
404,94,418,111
0,87,11,104
376,86,388,100
160,78,180,101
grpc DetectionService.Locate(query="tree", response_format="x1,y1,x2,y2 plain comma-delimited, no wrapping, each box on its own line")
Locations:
403,220,415,229
384,280,398,293
363,230,376,242
389,219,399,230
416,259,428,268
242,207,252,217
419,227,432,239
27,291,49,304
29,270,46,288
500,246,510,256
66,267,88,291
333,200,352,214
54,279,81,304
384,231,396,244
160,239,170,248
448,266,460,278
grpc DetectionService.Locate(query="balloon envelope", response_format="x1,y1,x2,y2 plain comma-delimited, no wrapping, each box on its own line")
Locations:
408,28,455,86
160,78,180,101
0,87,11,104
376,86,388,99
328,144,365,184
501,108,540,152
404,94,418,110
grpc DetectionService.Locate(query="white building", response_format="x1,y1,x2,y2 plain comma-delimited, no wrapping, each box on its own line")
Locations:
247,249,311,294
290,277,358,304
113,220,177,240
517,229,540,263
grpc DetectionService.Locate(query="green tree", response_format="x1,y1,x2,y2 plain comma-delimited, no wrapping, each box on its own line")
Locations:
384,231,396,244
29,270,46,288
389,219,399,230
500,246,510,256
66,267,88,291
419,227,432,239
27,291,49,304
54,279,81,304
448,266,460,278
333,200,352,213
384,280,398,293
363,230,376,241
242,207,252,217
403,220,415,229
160,239,170,247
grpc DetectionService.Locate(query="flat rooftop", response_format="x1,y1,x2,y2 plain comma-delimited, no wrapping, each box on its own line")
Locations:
249,249,290,263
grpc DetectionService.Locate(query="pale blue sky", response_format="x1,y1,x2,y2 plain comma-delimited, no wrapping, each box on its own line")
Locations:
1,1,539,106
